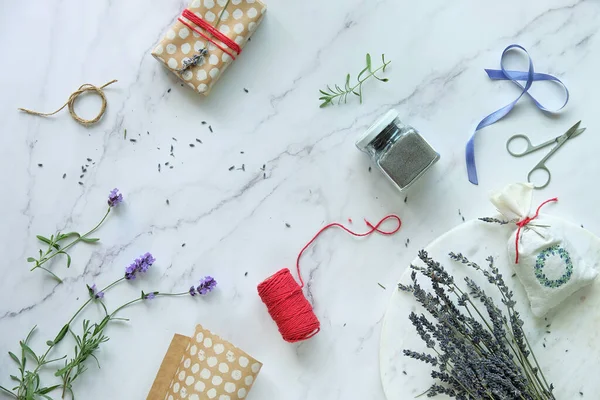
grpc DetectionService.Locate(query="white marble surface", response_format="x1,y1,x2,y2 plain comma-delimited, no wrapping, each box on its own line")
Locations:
1,0,599,399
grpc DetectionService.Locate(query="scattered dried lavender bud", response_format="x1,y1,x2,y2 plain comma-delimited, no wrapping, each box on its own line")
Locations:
368,166,372,172
285,223,291,228
182,243,186,247
462,216,465,222
80,174,84,179
240,151,244,154
87,158,92,162
189,143,195,147
124,129,127,139
546,330,551,334
245,272,248,276
172,137,177,141
241,164,245,171
130,139,137,143
62,173,66,179
170,145,174,152
37,163,43,167
402,371,407,376
244,88,249,93
404,196,408,203
165,162,170,166
229,166,235,171
201,121,207,125
158,164,161,172
263,173,266,179
147,131,150,135
209,125,213,133
546,324,551,328
78,182,83,185
167,88,171,93
261,164,266,170
166,199,170,205
196,138,202,143
169,166,173,169
543,343,546,348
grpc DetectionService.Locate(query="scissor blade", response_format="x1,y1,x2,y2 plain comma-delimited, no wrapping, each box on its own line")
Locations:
569,127,586,139
561,120,582,141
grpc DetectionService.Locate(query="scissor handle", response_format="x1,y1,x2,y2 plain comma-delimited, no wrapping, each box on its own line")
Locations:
506,134,535,157
527,163,551,190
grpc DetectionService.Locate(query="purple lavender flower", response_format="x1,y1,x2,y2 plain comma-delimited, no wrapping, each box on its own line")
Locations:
196,276,217,295
88,284,105,299
144,292,157,300
124,252,156,280
108,188,123,207
189,286,197,296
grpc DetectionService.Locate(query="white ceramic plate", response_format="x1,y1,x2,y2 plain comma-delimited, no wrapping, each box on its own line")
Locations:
380,217,600,399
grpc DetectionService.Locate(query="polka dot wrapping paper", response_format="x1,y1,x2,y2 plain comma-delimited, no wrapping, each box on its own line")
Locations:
151,0,266,96
147,325,262,400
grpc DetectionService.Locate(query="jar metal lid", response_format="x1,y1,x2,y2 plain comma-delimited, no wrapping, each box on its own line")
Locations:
355,109,399,151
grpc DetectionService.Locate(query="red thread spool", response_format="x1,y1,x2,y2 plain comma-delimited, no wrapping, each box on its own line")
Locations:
257,215,401,343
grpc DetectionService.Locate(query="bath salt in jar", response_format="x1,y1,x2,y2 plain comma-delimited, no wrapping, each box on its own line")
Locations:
356,110,439,192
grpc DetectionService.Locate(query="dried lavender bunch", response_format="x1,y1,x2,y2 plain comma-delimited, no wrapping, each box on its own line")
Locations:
399,250,554,399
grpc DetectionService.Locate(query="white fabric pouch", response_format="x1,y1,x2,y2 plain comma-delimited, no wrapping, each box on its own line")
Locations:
489,183,598,317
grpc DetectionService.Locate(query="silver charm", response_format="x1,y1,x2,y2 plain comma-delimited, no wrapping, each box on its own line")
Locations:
179,48,209,72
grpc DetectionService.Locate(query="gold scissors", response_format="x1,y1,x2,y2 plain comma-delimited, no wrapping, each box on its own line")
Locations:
506,121,586,189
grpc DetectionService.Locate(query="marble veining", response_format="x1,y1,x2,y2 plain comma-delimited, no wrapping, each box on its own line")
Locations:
1,0,600,399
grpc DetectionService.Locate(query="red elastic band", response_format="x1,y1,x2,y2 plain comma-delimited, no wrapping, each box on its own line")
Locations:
295,215,402,288
182,9,242,55
177,17,236,61
514,198,557,264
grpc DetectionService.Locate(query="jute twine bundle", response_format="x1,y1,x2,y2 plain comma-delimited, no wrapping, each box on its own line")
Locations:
18,80,117,126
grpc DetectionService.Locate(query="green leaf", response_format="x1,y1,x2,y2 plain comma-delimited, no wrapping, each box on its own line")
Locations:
58,251,72,268
46,340,54,347
9,375,20,382
319,100,331,108
345,73,350,89
357,66,370,81
319,89,330,96
38,385,60,394
366,53,372,71
20,343,38,363
8,352,20,366
0,385,15,397
26,257,36,262
57,232,80,241
36,235,59,249
80,237,100,243
54,324,69,345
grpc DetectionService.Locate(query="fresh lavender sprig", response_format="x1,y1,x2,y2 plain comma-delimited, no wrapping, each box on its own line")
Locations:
28,188,124,282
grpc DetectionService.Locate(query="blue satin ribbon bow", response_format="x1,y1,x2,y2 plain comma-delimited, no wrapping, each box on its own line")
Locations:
466,44,570,185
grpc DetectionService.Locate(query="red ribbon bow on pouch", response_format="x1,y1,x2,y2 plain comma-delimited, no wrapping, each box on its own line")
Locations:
514,197,558,264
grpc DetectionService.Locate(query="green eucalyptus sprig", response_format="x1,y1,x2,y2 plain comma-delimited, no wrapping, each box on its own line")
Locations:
319,53,391,108
27,189,123,283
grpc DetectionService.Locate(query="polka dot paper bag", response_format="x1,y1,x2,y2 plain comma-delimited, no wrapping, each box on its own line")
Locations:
151,0,266,96
147,324,262,400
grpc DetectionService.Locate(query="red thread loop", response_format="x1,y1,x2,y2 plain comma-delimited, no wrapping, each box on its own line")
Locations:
180,9,242,60
514,198,557,264
257,215,401,343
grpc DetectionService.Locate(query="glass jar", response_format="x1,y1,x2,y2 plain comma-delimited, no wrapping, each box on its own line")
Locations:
356,110,439,192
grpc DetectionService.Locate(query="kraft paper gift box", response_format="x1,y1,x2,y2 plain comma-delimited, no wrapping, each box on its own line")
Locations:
152,0,266,96
147,324,262,400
